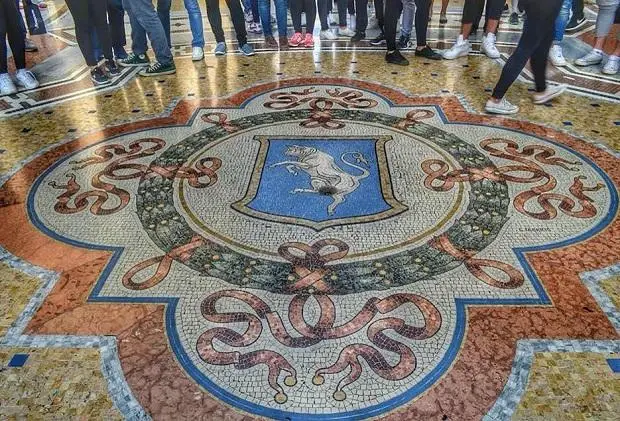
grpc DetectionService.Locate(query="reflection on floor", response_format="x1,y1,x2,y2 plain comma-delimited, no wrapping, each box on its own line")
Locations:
0,1,618,420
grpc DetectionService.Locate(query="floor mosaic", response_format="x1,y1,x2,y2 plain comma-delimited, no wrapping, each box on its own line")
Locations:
0,1,618,420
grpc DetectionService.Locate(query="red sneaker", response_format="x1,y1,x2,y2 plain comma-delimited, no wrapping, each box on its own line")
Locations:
303,33,314,48
289,32,304,47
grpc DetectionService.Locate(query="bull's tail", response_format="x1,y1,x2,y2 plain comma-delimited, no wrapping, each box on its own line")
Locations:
341,152,370,180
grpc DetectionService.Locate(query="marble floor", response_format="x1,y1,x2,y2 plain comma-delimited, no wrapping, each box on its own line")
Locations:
0,1,619,420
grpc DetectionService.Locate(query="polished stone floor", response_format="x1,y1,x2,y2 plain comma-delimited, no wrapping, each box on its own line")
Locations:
0,1,619,420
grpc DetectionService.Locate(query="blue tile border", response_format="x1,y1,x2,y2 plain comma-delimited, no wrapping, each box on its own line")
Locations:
0,246,150,421
607,358,620,373
8,353,29,367
485,264,620,421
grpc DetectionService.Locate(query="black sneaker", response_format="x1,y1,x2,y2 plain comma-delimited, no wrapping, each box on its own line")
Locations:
351,32,366,42
397,35,411,50
386,50,409,66
119,52,150,68
106,59,121,76
509,12,519,25
138,61,176,77
90,66,111,85
566,16,587,33
415,46,442,60
370,32,386,46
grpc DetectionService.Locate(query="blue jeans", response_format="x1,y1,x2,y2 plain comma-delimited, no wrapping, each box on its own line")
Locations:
184,0,204,47
400,0,416,37
259,0,288,37
554,0,572,41
122,0,173,64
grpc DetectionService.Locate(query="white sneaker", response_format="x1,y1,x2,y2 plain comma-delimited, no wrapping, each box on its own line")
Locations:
443,35,471,60
481,33,500,59
485,98,519,115
0,73,17,95
602,56,619,75
191,46,204,61
532,84,567,104
338,27,356,37
549,44,567,67
15,69,39,90
575,49,603,66
320,29,337,40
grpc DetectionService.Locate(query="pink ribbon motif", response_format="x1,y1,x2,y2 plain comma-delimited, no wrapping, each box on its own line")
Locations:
421,138,604,220
48,138,221,215
395,109,435,130
193,239,442,404
201,112,239,133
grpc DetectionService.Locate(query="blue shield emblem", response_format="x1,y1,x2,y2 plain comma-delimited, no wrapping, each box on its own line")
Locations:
233,136,407,230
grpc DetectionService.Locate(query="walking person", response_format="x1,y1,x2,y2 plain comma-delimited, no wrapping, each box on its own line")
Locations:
289,0,316,47
443,0,503,60
65,0,120,85
0,0,39,95
119,0,176,76
485,0,566,114
206,0,256,56
574,0,619,74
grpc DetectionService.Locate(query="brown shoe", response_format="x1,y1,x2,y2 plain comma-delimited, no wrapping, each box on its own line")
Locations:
265,35,279,48
279,36,289,49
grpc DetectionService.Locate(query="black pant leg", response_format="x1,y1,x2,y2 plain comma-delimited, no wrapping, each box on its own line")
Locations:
225,0,248,45
290,0,303,32
384,0,402,50
305,0,317,32
337,0,348,26
65,0,97,66
1,0,26,72
107,0,126,49
206,0,225,43
375,0,384,31
355,0,368,32
89,0,114,60
414,0,431,46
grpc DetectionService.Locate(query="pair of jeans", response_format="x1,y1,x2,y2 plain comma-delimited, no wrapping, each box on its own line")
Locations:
206,0,248,45
259,0,288,37
1,0,25,73
184,0,204,47
385,0,431,49
492,0,563,99
290,0,316,33
123,0,173,65
400,0,416,37
127,0,171,51
65,0,113,66
554,0,572,42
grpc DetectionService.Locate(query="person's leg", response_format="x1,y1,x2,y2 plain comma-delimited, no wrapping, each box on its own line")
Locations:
224,0,248,45
157,0,172,48
413,0,431,47
354,0,368,34
15,0,27,37
576,2,619,64
290,0,303,33
206,0,226,43
483,0,503,35
3,0,26,70
123,0,148,55
258,0,273,36
348,0,355,14
319,0,330,30
88,0,114,61
304,0,317,33
461,0,484,40
440,0,449,14
375,0,385,32
0,4,8,75
131,0,173,64
184,0,205,47
554,0,572,42
275,0,288,37
401,0,415,38
530,18,555,92
251,0,260,23
384,0,403,51
107,0,127,56
337,0,348,27
65,0,98,66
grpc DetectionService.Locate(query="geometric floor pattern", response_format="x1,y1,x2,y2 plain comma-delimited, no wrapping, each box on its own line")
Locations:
1,1,618,420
